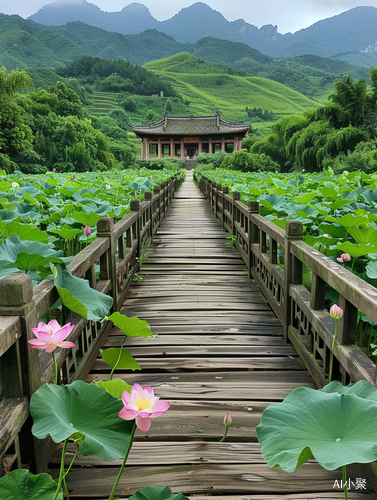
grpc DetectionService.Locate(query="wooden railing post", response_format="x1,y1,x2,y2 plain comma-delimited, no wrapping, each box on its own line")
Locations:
248,201,259,279
283,221,303,341
130,199,141,265
216,184,223,223
97,217,116,314
144,191,153,242
0,274,48,472
232,191,240,239
337,295,358,345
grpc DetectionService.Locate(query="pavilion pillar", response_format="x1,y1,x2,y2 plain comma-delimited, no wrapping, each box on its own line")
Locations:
180,140,185,159
221,137,225,152
198,140,202,156
209,140,213,154
170,138,174,157
158,139,162,158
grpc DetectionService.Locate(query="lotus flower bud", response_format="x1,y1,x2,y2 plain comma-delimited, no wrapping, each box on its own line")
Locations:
84,226,91,237
330,304,343,320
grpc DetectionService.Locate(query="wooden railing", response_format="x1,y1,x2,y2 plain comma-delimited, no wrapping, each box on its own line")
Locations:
0,175,180,475
196,173,377,390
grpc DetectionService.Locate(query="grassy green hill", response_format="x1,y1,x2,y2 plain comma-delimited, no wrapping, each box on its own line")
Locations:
144,53,318,120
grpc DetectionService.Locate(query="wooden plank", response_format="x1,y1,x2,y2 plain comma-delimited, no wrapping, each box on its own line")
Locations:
121,302,271,312
105,334,286,346
90,356,305,373
88,374,315,401
55,463,370,497
95,345,297,358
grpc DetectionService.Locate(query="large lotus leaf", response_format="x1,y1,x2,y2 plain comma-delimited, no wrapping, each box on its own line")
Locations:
94,379,132,399
318,223,347,239
0,209,19,222
130,486,189,500
325,213,369,229
336,241,377,258
31,381,134,461
348,227,377,246
108,312,153,338
0,221,48,243
321,380,377,401
100,348,141,371
256,385,377,472
51,263,112,321
0,469,62,500
71,211,101,226
50,227,81,240
0,235,65,271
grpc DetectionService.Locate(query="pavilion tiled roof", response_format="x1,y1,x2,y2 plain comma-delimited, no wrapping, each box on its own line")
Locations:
132,114,250,136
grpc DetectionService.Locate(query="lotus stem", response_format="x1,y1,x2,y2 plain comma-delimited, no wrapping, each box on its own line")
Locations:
108,422,137,500
53,438,68,500
109,337,126,381
328,319,339,382
52,351,58,385
342,465,349,500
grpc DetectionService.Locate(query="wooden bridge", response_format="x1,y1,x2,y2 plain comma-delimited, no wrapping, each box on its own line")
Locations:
1,171,377,499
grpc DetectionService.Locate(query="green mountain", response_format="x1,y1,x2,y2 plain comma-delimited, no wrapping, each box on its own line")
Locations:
28,1,377,60
143,53,318,120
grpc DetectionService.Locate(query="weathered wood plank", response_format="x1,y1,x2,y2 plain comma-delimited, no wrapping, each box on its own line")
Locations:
90,356,304,373
57,463,370,497
105,334,286,346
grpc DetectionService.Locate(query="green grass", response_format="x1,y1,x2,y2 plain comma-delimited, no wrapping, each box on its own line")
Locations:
144,53,318,121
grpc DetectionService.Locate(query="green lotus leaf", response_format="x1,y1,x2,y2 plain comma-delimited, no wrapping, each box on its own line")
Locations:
336,241,377,258
71,211,101,227
100,348,141,371
348,227,377,246
108,312,153,338
51,263,112,321
321,380,377,401
5,221,49,243
325,213,369,229
0,235,64,271
0,469,62,500
129,486,189,500
256,383,377,472
94,379,132,399
31,381,134,461
366,260,377,279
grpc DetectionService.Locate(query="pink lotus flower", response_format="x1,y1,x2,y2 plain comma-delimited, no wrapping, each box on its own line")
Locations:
28,320,76,353
330,304,343,320
52,168,56,172
73,175,76,179
337,253,351,263
84,225,91,236
118,383,170,432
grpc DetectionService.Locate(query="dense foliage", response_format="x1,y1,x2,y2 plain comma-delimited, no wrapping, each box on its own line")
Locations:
57,56,177,97
0,167,185,284
0,68,141,174
249,68,377,173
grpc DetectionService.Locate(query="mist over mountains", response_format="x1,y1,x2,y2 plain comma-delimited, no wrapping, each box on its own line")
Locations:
27,1,377,60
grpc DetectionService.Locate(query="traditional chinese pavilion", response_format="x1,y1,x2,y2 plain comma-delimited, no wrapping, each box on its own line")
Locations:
132,113,250,161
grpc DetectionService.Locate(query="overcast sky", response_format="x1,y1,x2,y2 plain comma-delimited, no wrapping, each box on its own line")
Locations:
1,0,377,33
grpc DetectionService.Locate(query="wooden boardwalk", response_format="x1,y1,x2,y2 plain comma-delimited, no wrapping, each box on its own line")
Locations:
55,173,376,499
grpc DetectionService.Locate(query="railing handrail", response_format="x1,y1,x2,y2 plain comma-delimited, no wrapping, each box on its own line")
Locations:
0,172,183,474
196,171,377,389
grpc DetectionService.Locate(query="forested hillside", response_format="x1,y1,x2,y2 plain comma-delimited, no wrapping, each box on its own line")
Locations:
243,69,377,174
0,13,369,101
0,67,139,175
